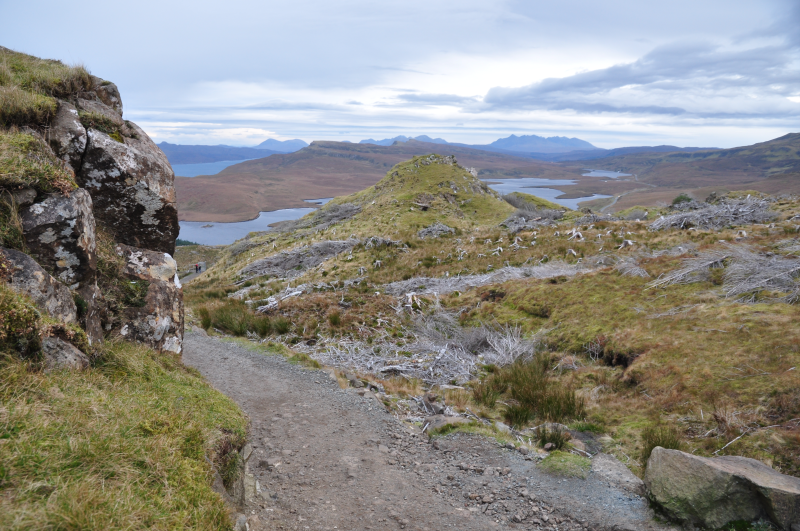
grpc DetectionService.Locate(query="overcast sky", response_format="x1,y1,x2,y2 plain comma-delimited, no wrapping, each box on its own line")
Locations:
2,0,799,148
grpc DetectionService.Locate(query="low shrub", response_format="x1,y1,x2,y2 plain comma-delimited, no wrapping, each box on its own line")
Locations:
273,317,291,335
327,311,342,327
640,425,683,467
471,377,506,408
504,404,533,429
197,306,212,330
537,425,571,450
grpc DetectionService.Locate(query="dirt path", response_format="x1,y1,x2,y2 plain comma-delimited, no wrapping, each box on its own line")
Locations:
182,331,674,531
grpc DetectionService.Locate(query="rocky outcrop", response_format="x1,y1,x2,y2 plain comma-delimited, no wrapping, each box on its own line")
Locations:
239,239,360,280
90,75,123,115
42,336,90,371
645,447,800,530
47,101,87,172
116,243,183,353
20,188,96,288
79,124,179,255
2,55,182,357
0,247,77,323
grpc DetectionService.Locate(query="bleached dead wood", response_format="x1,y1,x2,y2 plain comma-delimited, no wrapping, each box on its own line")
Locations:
648,198,775,231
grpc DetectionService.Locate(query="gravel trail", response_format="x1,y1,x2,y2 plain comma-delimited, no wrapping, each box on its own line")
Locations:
182,331,675,531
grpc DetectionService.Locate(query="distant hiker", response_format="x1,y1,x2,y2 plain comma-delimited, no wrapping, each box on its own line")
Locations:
195,264,199,273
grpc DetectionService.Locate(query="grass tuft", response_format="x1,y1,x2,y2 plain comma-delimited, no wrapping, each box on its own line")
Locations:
539,450,591,479
640,425,684,467
0,130,77,194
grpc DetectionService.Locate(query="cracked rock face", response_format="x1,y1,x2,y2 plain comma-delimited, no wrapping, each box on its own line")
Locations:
20,188,96,288
79,122,179,255
47,101,87,173
42,336,89,371
116,243,183,353
1,247,77,324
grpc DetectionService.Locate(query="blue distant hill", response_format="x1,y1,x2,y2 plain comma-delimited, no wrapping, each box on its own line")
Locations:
254,138,309,152
158,139,308,165
360,135,449,146
358,133,599,154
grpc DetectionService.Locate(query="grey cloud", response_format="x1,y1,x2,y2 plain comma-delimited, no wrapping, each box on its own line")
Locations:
482,38,800,118
394,93,480,105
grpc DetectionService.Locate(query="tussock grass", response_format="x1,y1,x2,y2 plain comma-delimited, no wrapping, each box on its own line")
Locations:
0,47,91,127
198,300,274,337
0,86,57,127
640,425,684,467
0,192,26,251
0,130,77,194
0,340,247,530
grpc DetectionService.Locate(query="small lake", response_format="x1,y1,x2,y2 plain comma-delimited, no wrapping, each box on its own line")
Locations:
582,169,631,178
481,177,611,210
178,207,316,246
172,158,261,177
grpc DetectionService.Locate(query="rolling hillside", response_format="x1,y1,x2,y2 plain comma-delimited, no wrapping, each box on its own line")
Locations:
175,139,589,222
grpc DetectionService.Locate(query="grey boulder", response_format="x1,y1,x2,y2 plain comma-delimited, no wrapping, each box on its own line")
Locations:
78,123,179,254
42,336,89,371
424,415,469,432
48,100,87,173
20,188,96,288
645,447,800,530
115,243,183,353
0,247,78,323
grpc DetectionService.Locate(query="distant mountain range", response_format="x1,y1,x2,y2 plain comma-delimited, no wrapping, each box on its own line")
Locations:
359,134,599,154
158,139,309,165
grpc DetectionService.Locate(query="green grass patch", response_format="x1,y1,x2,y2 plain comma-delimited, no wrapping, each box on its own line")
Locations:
539,451,591,479
0,130,77,194
0,339,247,530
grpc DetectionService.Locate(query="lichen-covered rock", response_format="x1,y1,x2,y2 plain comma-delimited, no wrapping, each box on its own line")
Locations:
78,124,179,254
119,280,183,353
645,447,800,530
90,76,123,115
75,282,103,345
48,100,87,173
76,97,124,127
115,243,179,282
41,336,90,371
0,247,77,324
115,243,183,353
20,188,96,288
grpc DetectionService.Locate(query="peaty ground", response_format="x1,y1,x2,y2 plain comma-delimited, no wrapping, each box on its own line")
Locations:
182,331,676,531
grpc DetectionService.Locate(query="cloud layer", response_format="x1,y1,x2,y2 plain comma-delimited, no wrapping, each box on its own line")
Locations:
2,0,797,148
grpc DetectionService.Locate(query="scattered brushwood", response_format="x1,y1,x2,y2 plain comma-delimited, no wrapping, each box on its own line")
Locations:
382,261,588,299
501,194,564,233
364,236,402,249
614,256,650,278
305,312,540,385
572,213,619,225
623,209,649,221
723,245,800,303
238,238,359,281
648,197,775,231
648,244,800,303
417,222,455,239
